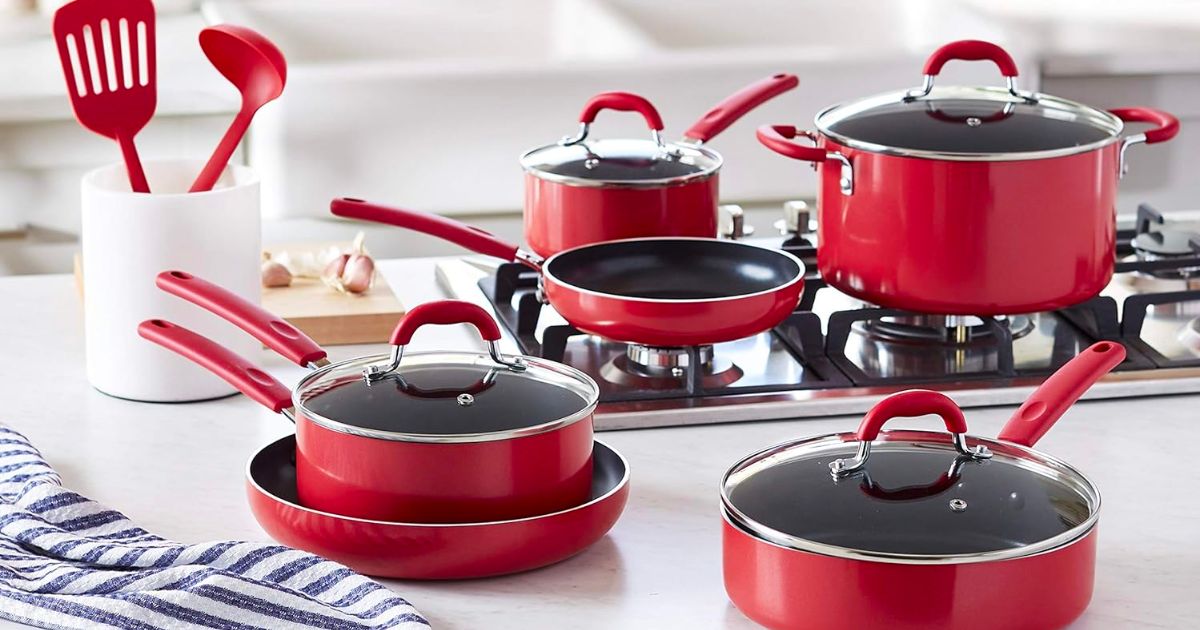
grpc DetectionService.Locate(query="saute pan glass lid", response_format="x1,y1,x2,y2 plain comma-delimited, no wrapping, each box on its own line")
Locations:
295,302,599,442
815,41,1122,159
520,91,720,187
721,393,1099,563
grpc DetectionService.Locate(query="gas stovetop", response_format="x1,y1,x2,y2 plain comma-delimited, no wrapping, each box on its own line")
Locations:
436,203,1200,430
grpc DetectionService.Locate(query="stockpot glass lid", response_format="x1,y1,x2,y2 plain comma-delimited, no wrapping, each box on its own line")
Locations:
294,301,599,442
814,40,1122,159
520,90,720,186
721,395,1099,562
816,88,1121,157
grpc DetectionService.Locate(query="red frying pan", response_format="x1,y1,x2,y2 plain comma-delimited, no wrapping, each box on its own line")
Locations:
330,198,806,347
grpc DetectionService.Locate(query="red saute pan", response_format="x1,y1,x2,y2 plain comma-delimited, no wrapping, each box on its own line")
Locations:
722,341,1126,630
521,73,798,257
140,271,600,523
330,198,806,347
758,39,1179,315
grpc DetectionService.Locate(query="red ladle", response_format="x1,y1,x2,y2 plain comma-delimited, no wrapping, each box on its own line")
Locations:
190,24,287,192
997,341,1126,446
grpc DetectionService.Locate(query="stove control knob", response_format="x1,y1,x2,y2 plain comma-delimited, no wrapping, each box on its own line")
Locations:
719,205,754,240
776,200,812,236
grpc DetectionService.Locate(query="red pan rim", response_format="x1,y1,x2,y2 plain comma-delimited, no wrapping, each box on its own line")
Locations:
246,438,630,528
541,237,806,305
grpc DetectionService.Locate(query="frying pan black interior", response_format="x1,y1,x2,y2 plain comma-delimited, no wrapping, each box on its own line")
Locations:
546,240,802,300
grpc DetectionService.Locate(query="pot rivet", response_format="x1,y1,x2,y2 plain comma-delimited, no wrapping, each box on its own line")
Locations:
949,498,968,512
457,393,475,407
584,158,599,170
966,117,982,127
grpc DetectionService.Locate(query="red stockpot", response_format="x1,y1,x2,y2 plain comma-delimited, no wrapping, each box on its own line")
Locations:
520,73,798,258
722,341,1125,630
139,272,600,524
757,40,1180,315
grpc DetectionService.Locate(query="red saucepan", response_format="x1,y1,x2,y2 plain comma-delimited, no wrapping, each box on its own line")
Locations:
140,271,600,523
758,39,1179,315
521,73,798,257
722,341,1125,629
331,198,806,347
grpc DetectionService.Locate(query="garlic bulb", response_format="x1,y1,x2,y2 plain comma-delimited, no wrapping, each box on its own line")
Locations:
322,232,376,295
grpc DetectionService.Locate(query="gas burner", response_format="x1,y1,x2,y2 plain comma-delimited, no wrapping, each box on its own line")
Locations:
859,314,1035,345
1131,229,1200,279
600,345,744,390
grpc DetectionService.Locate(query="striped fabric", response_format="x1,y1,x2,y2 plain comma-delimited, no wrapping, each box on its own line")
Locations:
0,426,428,630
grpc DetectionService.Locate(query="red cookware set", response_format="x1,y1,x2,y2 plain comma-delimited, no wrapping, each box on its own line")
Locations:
133,38,1167,626
139,270,625,578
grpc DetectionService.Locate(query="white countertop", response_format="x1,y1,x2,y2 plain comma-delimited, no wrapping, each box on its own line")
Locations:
1,258,1199,629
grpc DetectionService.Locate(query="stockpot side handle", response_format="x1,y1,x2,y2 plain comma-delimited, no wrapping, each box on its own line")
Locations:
156,270,327,368
138,319,294,415
830,390,991,477
1111,107,1180,145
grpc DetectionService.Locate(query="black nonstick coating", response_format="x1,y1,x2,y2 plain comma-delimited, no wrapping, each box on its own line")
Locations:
545,239,802,300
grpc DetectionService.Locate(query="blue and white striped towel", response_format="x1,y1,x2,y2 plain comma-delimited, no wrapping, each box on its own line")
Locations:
0,426,428,629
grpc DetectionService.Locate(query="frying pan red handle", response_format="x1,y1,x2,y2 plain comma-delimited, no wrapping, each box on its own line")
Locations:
1111,107,1180,144
856,390,968,442
389,300,502,346
682,73,799,144
755,125,828,163
998,342,1125,447
330,198,525,265
137,319,293,414
922,40,1019,77
156,270,327,367
577,92,664,130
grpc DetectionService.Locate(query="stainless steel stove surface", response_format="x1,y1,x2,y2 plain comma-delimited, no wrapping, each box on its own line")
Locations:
436,203,1200,430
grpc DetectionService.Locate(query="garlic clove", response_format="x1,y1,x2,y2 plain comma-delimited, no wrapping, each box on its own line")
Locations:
340,253,376,294
261,260,293,288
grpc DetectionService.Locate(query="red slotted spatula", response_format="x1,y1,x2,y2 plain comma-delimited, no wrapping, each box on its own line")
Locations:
53,0,156,193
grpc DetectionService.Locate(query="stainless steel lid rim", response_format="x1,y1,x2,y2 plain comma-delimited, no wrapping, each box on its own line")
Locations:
719,505,1097,566
293,352,600,443
720,431,1101,565
519,141,723,188
812,86,1125,162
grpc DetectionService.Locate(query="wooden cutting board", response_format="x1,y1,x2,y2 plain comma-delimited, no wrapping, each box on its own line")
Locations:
74,250,405,346
262,275,405,346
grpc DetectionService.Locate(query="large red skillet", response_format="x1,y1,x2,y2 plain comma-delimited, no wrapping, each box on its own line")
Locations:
140,271,598,524
722,341,1126,630
331,197,806,347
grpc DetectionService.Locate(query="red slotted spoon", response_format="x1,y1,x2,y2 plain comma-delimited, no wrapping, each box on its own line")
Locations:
53,0,156,193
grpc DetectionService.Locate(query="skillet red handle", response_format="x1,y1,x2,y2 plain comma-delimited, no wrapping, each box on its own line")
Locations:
922,39,1019,77
682,73,799,144
1110,107,1180,145
156,270,327,368
756,125,828,163
998,341,1125,447
578,92,664,130
138,319,293,414
389,300,502,346
857,390,968,441
330,198,523,264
